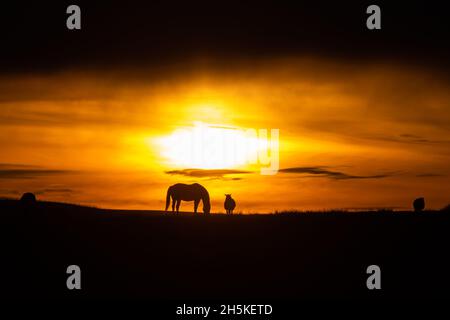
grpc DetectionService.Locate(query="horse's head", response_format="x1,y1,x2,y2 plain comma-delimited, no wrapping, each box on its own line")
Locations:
201,186,211,214
203,202,211,214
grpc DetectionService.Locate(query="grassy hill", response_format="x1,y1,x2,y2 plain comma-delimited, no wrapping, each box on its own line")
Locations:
1,199,449,300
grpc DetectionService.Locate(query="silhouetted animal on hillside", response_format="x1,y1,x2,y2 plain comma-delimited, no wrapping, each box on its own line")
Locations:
413,197,425,212
165,183,210,214
224,194,236,215
20,192,36,206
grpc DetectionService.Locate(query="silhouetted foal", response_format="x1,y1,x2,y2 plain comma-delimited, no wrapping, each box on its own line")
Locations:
224,194,236,215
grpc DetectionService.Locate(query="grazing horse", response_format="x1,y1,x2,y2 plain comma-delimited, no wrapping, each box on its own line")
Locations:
224,194,236,215
165,183,211,214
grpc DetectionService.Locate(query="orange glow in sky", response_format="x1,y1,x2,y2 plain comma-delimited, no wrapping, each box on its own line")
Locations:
1,58,449,212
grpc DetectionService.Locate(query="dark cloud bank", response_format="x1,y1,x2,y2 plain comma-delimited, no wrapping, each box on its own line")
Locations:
165,167,398,180
0,1,449,75
165,169,251,180
278,167,396,180
0,164,70,179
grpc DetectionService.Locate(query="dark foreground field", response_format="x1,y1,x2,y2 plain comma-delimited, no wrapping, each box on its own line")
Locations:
1,199,449,300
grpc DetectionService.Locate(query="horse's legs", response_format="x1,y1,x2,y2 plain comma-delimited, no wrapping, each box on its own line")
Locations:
176,200,181,213
172,197,175,212
194,199,199,214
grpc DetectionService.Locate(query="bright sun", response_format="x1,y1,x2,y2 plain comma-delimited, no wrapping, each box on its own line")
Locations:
156,122,265,169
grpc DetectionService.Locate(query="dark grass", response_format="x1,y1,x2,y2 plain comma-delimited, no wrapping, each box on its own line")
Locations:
1,199,449,300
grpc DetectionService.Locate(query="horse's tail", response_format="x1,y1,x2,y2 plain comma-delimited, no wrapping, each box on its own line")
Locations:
165,186,172,211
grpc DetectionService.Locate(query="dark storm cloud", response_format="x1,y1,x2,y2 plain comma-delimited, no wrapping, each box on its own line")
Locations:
165,169,251,179
0,1,449,74
0,164,70,179
279,166,396,180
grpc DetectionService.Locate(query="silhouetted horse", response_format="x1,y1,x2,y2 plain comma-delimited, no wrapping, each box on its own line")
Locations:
224,194,236,215
165,183,210,214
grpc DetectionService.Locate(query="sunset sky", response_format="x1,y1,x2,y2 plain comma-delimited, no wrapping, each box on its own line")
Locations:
0,2,449,211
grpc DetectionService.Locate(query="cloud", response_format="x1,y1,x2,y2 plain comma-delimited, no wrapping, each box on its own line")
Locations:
279,166,396,180
1,3,449,76
165,169,251,179
0,189,21,197
166,167,399,180
399,134,431,143
0,163,39,169
34,185,74,195
370,134,450,145
415,173,445,178
0,163,70,179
